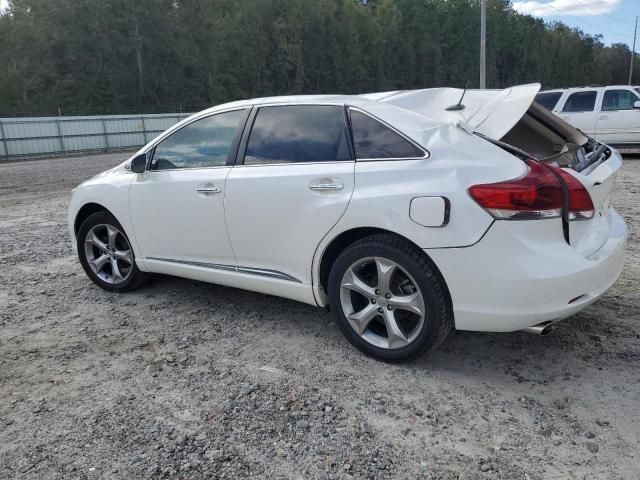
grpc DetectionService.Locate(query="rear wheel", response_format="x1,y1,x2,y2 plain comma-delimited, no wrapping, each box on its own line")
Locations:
77,211,148,292
328,234,451,361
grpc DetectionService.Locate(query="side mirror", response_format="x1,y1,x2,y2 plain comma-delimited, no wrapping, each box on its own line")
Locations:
634,101,640,109
129,153,147,173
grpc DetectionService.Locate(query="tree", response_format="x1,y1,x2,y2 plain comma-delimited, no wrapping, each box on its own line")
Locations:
0,0,637,116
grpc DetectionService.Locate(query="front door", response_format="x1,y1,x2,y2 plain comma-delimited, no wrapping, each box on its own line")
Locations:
129,108,248,267
224,105,355,284
595,88,640,145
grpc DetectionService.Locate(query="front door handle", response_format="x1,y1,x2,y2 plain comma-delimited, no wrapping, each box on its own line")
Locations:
598,115,608,120
309,181,344,192
196,185,221,194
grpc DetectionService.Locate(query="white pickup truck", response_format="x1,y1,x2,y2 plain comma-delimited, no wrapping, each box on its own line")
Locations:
536,85,640,148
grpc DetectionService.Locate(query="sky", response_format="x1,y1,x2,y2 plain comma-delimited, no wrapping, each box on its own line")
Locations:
512,0,640,48
0,0,637,49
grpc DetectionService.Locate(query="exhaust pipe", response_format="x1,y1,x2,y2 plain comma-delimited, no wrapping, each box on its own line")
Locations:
521,321,555,336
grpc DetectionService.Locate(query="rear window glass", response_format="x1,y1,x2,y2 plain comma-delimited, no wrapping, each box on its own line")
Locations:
244,105,351,164
349,110,425,159
562,91,597,113
535,92,562,111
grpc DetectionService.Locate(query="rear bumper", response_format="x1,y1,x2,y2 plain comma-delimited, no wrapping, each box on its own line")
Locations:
427,208,627,332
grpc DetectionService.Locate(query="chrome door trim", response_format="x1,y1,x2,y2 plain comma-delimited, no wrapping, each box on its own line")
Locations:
146,257,301,283
147,257,237,272
236,266,301,282
234,160,354,168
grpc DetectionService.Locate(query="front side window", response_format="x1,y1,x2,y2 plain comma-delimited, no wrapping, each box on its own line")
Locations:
349,110,425,159
151,109,245,170
562,91,597,113
244,105,351,165
602,89,639,111
535,92,562,111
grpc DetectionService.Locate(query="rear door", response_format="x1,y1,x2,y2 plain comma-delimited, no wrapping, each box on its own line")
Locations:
224,104,355,284
557,90,599,136
595,87,640,145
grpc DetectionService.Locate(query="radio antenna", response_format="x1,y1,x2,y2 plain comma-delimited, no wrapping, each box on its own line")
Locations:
446,80,470,111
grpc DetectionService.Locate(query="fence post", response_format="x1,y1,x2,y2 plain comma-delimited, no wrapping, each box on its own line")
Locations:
140,116,147,144
0,120,9,161
101,117,110,152
55,118,65,154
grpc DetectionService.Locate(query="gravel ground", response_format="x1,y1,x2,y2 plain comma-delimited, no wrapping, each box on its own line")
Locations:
0,153,639,479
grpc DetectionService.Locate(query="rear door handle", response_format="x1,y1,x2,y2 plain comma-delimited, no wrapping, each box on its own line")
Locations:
309,181,344,192
598,115,608,120
196,185,221,194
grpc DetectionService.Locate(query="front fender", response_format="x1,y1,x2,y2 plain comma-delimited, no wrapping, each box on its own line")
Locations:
67,172,138,257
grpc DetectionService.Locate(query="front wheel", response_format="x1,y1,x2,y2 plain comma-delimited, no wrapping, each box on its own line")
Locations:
77,211,148,292
328,234,452,361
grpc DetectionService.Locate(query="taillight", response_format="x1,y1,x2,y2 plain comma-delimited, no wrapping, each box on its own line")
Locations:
555,168,595,220
468,160,594,221
468,160,563,220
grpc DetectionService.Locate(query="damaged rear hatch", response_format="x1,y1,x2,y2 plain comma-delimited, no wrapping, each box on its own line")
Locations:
379,84,623,258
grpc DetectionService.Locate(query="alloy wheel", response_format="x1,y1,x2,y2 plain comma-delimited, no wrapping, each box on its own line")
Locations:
339,256,426,349
84,224,133,284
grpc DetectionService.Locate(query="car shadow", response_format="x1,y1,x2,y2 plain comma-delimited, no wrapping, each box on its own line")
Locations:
139,274,629,386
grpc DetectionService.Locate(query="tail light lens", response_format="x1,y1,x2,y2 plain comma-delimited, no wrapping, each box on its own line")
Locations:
468,160,594,221
468,160,562,220
556,168,595,220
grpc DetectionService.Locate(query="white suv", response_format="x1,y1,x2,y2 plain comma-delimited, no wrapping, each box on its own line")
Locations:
536,85,640,147
68,84,626,360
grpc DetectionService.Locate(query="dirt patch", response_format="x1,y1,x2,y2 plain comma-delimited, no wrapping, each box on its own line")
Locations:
1,153,639,479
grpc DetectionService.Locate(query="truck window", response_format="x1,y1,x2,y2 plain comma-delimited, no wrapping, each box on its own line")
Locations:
535,92,562,111
602,89,639,111
562,91,597,113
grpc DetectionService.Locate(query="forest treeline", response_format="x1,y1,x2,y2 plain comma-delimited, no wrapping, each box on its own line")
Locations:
0,0,637,116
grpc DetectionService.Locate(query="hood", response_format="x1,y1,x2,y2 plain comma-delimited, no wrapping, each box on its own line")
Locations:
376,83,542,140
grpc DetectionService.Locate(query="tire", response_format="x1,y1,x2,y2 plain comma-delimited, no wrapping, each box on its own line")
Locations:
328,234,452,361
77,211,148,292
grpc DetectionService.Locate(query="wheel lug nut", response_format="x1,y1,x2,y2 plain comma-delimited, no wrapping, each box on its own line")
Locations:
387,305,393,311
371,298,376,304
385,293,391,299
375,289,379,295
377,307,383,313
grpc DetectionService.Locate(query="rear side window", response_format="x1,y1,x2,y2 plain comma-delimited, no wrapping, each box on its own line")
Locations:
151,109,245,170
562,91,597,113
244,105,351,165
349,110,425,159
535,92,562,111
602,89,639,111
